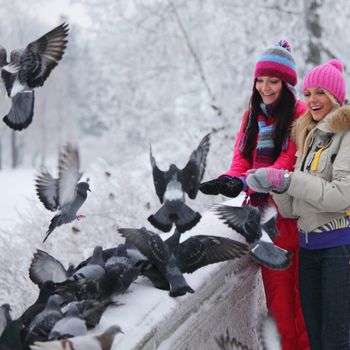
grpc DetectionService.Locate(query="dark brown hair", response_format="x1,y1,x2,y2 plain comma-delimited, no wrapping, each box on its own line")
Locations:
241,82,295,161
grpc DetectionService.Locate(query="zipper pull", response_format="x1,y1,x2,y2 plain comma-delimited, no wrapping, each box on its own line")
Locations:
305,232,308,244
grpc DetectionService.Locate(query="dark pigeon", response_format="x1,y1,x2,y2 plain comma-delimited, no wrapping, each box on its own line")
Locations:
213,204,291,270
0,319,23,350
0,304,12,337
23,295,63,347
29,249,74,287
72,299,119,329
20,281,57,328
1,23,69,130
35,144,91,242
148,133,210,233
30,324,123,350
119,227,195,297
48,304,87,340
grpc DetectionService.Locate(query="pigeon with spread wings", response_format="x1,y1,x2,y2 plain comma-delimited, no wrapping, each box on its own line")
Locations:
213,204,291,270
0,22,69,130
35,144,90,243
148,133,210,233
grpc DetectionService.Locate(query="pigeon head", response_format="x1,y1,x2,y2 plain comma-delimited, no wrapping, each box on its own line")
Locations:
76,181,91,194
1,304,11,312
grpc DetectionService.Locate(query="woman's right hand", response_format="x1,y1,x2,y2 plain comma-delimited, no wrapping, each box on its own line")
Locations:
199,176,244,198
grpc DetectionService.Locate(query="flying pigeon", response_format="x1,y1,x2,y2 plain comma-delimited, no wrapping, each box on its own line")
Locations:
119,227,195,297
48,304,87,340
214,313,281,350
35,144,91,242
0,22,69,130
30,324,123,350
0,304,11,337
148,133,210,233
213,204,291,270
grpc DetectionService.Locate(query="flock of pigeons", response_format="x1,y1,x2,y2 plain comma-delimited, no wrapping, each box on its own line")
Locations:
0,23,286,350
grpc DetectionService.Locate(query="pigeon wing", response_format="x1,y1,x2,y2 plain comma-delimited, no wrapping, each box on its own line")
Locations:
29,250,68,286
260,204,280,242
57,144,82,207
258,313,281,350
176,235,248,273
213,205,261,244
118,228,170,264
181,133,210,199
35,171,59,211
19,22,69,88
150,146,167,203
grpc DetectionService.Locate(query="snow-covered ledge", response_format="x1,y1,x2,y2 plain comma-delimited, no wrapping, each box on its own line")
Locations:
99,195,266,350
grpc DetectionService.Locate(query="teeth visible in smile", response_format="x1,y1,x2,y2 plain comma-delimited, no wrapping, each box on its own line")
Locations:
312,106,322,111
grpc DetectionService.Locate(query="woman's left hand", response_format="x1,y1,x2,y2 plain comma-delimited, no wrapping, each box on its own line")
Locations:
246,168,291,193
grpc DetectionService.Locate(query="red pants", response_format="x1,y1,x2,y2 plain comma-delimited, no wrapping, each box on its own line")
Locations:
261,216,309,350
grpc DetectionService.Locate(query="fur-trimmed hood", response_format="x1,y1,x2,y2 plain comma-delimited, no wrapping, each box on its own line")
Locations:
317,104,350,133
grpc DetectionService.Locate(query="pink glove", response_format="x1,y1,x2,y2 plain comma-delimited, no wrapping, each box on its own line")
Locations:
246,168,291,193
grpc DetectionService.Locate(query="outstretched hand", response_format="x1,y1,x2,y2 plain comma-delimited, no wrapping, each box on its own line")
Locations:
199,176,243,198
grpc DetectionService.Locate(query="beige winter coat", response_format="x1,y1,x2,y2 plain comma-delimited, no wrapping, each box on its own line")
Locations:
272,105,350,233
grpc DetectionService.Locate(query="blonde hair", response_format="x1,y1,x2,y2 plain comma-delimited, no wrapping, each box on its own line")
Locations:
294,90,340,159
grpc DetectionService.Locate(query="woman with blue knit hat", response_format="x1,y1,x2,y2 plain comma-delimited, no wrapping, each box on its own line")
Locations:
247,59,350,349
200,41,309,349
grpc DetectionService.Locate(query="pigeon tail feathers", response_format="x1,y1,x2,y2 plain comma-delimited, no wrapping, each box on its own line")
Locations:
250,241,292,270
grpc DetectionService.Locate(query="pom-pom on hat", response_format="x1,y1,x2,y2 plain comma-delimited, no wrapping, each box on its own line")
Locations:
254,40,297,86
302,59,346,105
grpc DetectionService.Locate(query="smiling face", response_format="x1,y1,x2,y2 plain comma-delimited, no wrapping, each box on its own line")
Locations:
255,76,283,104
303,87,333,122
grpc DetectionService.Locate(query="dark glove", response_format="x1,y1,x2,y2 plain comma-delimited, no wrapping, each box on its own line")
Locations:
199,178,220,195
199,176,243,198
217,176,244,198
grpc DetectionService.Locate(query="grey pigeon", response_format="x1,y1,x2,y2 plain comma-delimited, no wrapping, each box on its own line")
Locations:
119,227,195,297
214,313,281,350
48,304,87,340
35,144,91,242
30,324,123,350
148,133,210,233
29,249,74,287
0,304,11,337
213,204,291,270
1,23,69,130
24,295,63,347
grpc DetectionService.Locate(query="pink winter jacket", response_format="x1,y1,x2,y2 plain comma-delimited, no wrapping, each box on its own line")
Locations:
221,100,306,195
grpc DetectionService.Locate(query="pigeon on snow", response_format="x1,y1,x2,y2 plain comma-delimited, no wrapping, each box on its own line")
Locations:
48,304,87,340
30,324,123,350
119,227,248,295
0,304,12,337
0,22,69,130
35,144,91,242
213,204,291,270
119,227,195,297
0,318,23,350
148,133,210,233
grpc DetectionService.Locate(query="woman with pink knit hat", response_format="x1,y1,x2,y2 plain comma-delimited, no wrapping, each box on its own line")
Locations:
247,59,350,349
200,41,309,349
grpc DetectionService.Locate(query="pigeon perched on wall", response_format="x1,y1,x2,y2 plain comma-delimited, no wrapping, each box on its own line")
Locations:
0,23,69,130
213,204,291,270
0,304,12,337
30,324,123,350
119,227,248,296
148,133,210,233
48,304,87,340
35,144,91,242
119,227,195,297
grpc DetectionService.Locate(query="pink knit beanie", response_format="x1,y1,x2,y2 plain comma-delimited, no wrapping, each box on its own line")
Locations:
302,59,346,105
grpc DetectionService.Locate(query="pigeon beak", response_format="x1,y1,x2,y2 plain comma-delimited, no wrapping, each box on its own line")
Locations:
88,188,91,192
